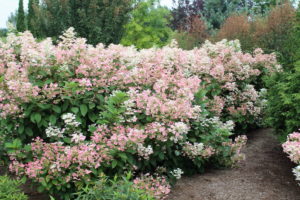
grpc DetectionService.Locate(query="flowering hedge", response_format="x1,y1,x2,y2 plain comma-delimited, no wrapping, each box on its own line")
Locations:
283,132,300,184
0,29,279,199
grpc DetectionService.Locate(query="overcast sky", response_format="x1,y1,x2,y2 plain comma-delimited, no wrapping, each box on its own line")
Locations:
0,0,173,28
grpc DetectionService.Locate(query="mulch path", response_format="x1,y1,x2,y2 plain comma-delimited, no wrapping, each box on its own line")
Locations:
168,129,300,200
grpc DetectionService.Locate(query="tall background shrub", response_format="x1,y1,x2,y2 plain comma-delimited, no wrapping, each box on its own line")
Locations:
16,0,26,32
121,0,172,49
264,4,300,141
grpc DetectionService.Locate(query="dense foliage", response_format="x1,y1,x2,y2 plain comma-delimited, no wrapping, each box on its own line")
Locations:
27,0,39,36
0,28,280,199
0,176,28,200
16,0,26,32
171,0,204,30
264,5,300,141
265,61,300,141
4,0,300,196
121,0,172,49
0,29,7,38
23,0,134,45
74,174,156,200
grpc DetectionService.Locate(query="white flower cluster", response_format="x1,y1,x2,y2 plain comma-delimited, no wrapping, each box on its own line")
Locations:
59,64,70,72
183,69,192,78
137,144,153,160
257,88,268,109
123,97,138,123
192,105,202,120
62,113,81,127
199,116,221,127
169,122,190,143
170,168,184,180
59,27,76,45
71,132,86,143
293,165,300,182
170,122,190,134
168,39,179,48
259,88,267,97
46,125,64,138
199,116,234,133
182,142,205,159
223,120,235,131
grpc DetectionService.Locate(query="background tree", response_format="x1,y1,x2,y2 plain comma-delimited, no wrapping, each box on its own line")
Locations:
121,0,172,49
7,11,18,28
171,0,204,31
0,29,7,37
17,0,26,32
70,0,134,45
201,0,254,30
39,0,72,38
28,0,39,36
28,0,134,45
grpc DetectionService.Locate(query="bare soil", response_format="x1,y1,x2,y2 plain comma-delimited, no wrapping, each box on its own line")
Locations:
168,129,300,200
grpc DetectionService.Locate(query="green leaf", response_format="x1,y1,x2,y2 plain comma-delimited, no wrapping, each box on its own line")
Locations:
38,104,51,110
24,145,31,152
71,107,79,114
89,103,96,109
18,125,25,134
49,115,57,125
30,114,35,123
34,113,42,123
80,104,88,116
63,137,71,144
112,160,118,168
52,180,58,185
52,105,61,113
25,127,33,136
158,152,164,160
88,112,97,122
20,176,27,184
37,186,44,193
62,101,69,112
118,152,127,162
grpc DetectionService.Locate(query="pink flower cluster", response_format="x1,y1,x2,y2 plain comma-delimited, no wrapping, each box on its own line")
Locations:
9,137,112,184
133,174,171,200
282,132,300,184
0,31,279,121
283,132,300,164
1,29,278,197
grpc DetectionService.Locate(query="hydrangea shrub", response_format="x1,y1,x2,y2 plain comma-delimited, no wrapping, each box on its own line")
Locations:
0,28,279,199
283,131,300,184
